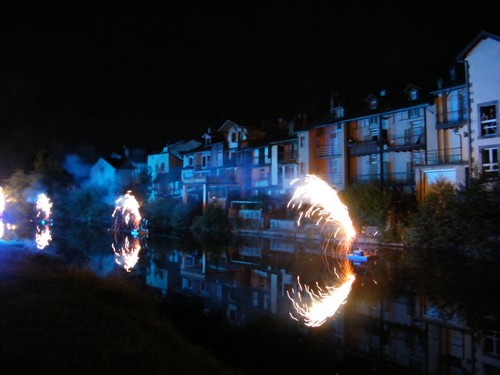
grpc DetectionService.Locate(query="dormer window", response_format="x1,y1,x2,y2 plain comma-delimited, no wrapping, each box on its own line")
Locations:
335,106,344,118
369,98,378,109
410,89,418,101
203,133,212,146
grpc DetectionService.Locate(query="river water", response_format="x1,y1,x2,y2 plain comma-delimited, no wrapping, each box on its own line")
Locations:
0,219,411,374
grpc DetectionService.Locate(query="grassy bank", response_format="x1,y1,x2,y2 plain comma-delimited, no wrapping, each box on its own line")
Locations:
0,244,240,375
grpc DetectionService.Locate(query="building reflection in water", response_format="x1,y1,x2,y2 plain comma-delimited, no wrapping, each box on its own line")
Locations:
135,234,500,375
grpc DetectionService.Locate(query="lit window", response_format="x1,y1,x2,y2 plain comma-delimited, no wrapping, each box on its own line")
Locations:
480,103,497,136
482,147,498,175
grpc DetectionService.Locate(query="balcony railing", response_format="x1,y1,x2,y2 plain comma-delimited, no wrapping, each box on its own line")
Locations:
349,134,425,156
418,147,463,165
350,172,415,185
316,145,342,158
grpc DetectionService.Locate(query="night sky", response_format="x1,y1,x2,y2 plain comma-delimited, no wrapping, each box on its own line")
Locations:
1,1,499,176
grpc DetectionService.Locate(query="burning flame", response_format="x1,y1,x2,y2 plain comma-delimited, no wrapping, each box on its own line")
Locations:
0,187,5,217
36,193,52,221
287,174,356,327
34,193,53,249
112,191,141,232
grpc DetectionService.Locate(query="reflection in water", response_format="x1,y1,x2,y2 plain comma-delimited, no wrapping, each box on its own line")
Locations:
35,224,52,249
112,233,142,272
3,226,498,374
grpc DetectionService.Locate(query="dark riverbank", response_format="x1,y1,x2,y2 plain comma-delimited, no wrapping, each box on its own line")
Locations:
0,243,239,375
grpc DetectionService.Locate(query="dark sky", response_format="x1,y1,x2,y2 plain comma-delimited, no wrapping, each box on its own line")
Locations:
1,1,499,175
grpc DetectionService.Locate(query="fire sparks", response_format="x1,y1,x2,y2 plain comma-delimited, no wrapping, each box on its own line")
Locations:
0,187,5,217
112,191,142,232
287,174,356,327
111,191,144,271
35,193,53,249
35,225,52,249
112,235,141,272
36,193,52,222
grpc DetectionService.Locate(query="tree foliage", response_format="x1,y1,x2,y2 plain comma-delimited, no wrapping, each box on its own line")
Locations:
339,182,414,242
191,202,231,235
405,177,500,256
403,177,500,328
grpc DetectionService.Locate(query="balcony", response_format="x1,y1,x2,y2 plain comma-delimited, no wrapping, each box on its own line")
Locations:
349,141,378,156
316,145,342,158
436,109,468,129
350,172,415,186
418,148,463,166
278,150,298,163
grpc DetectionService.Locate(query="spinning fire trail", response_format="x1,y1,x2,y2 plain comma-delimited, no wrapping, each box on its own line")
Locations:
111,191,143,272
35,193,53,249
112,191,141,232
287,175,356,327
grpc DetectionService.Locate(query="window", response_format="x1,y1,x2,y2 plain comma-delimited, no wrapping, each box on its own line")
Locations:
300,136,305,148
409,108,419,118
369,116,378,125
284,165,294,179
202,155,210,168
369,98,377,109
484,331,500,356
482,147,498,175
410,89,418,100
480,103,497,136
259,168,266,180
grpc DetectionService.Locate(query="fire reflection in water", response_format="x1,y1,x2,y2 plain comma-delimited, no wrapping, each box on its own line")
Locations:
112,234,142,272
35,224,52,250
286,175,356,327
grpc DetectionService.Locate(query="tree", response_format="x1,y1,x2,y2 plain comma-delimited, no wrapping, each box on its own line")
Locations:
191,202,231,235
339,182,414,242
403,176,500,329
405,177,500,256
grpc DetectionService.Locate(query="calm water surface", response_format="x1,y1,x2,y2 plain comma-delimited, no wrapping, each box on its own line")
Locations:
1,219,409,375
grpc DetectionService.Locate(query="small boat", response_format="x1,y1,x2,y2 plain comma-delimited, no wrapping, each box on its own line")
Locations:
347,249,377,266
131,228,149,238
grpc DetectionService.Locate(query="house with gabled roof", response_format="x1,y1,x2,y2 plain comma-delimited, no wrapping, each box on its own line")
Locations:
90,154,139,190
457,31,500,180
147,139,201,200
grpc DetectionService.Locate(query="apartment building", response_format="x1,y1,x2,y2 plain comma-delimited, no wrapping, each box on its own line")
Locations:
145,31,499,207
